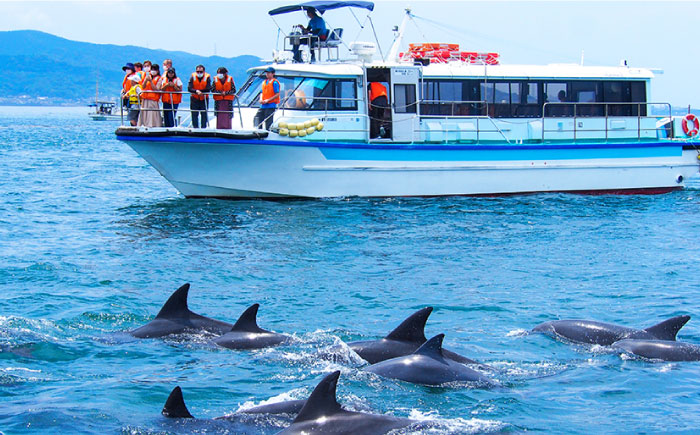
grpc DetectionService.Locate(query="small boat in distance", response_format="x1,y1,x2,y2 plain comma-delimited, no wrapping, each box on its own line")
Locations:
89,101,120,121
115,1,700,198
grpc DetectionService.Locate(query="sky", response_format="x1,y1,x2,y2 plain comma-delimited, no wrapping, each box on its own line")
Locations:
2,0,699,106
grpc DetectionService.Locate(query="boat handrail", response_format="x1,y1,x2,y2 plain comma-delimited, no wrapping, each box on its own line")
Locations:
541,101,673,141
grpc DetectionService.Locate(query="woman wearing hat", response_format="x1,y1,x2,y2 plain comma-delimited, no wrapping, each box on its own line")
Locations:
254,67,280,131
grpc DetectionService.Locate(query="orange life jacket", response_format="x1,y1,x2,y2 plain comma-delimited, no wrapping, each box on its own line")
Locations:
369,82,387,102
190,72,210,100
160,77,182,104
262,79,280,105
138,70,150,86
213,75,235,101
122,74,132,92
140,74,161,101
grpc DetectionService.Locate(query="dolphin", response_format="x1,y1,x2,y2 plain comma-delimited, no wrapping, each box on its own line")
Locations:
365,334,494,387
612,339,700,361
213,304,292,350
130,283,233,338
347,307,480,365
162,386,306,419
278,371,419,435
532,315,690,346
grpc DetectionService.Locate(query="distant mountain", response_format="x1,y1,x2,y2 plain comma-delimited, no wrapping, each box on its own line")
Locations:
0,30,261,105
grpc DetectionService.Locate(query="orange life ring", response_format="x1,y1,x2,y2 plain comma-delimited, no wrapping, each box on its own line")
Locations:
682,114,699,137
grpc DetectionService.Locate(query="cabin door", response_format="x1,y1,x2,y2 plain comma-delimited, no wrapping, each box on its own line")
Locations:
389,66,419,142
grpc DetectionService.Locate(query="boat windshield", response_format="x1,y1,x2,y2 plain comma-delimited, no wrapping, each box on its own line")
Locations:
238,73,358,111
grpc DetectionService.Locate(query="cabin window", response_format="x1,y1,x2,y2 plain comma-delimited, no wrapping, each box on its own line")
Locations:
334,80,358,110
394,84,417,114
512,82,541,117
570,81,603,116
544,82,571,117
630,81,647,116
417,78,647,119
422,80,460,115
603,81,632,116
238,74,357,111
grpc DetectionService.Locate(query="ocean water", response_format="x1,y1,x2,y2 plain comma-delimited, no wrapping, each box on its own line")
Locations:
1,106,699,434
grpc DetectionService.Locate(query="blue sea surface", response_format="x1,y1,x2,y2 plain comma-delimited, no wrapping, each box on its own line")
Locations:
1,106,699,434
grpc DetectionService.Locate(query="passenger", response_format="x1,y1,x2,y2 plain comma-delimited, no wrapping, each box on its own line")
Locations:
188,65,211,128
162,59,172,73
138,63,163,127
139,60,153,85
368,82,388,138
557,90,574,117
131,62,143,84
120,62,139,126
125,82,141,126
293,8,328,63
254,67,280,130
120,62,134,115
212,67,236,130
283,89,307,109
160,67,183,128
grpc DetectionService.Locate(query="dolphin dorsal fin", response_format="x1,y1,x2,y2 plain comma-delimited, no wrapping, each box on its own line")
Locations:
162,386,194,419
415,333,446,360
644,315,691,341
292,371,342,423
231,304,265,333
385,307,433,343
155,284,191,319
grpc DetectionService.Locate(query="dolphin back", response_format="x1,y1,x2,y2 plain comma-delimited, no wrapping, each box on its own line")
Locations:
292,371,343,423
642,315,691,341
231,304,268,333
384,307,432,343
155,283,192,319
162,386,194,419
613,338,700,361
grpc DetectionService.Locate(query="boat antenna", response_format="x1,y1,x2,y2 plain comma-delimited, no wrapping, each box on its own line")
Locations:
580,49,585,66
368,16,384,61
386,8,412,62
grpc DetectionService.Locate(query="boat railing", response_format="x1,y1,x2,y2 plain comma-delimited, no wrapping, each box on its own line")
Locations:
541,102,674,141
417,99,674,143
119,90,246,129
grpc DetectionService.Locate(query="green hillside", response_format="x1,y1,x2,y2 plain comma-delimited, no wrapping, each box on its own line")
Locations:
0,30,261,105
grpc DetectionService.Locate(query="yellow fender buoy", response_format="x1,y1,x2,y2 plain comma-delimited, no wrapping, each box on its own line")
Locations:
316,122,324,131
289,130,298,137
306,126,316,135
279,128,289,136
310,118,319,126
288,123,298,130
303,120,312,129
298,129,307,137
278,121,288,129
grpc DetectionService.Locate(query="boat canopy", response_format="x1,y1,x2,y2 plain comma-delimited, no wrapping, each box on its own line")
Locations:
268,0,374,16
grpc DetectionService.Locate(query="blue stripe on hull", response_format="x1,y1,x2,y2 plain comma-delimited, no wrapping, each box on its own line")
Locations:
117,135,682,161
319,145,679,161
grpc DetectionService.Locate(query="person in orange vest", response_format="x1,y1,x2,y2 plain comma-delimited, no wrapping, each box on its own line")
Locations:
254,67,280,130
212,67,236,130
368,82,388,138
162,58,172,74
120,62,137,125
160,68,183,127
137,63,162,127
187,65,211,128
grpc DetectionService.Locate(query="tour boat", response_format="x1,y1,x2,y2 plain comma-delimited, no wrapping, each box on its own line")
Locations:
116,1,700,198
90,101,120,121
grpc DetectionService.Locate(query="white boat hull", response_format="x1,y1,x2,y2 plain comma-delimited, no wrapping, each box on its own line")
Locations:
119,134,700,198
